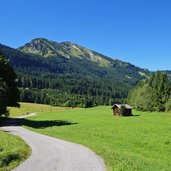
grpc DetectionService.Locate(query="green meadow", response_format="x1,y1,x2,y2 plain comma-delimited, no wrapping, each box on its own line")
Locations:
8,102,71,117
0,130,31,171
21,106,171,171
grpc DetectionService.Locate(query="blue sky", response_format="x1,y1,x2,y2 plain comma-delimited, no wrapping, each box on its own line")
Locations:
1,0,171,71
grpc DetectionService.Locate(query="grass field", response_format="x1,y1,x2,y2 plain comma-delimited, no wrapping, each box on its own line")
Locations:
0,130,31,171
8,102,71,117
20,106,171,171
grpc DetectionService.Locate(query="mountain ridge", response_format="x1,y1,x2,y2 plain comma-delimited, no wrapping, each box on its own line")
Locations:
18,38,150,80
18,38,117,68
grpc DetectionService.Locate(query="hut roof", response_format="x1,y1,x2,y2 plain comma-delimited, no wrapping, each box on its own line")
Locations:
112,104,132,109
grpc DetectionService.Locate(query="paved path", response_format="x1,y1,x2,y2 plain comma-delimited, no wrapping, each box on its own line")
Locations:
1,114,106,171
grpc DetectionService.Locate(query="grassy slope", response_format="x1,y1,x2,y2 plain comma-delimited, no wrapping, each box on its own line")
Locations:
22,106,171,171
0,131,31,171
8,102,71,117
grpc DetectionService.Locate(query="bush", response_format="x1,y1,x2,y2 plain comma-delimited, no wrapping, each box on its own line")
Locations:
165,99,171,112
0,151,19,167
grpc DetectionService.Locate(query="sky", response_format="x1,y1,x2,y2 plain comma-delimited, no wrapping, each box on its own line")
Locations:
0,0,171,71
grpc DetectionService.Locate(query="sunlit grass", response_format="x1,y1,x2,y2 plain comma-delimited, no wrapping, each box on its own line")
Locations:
22,106,171,171
0,130,31,171
8,102,71,117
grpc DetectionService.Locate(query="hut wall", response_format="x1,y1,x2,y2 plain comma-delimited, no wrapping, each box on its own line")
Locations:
113,107,121,116
124,109,132,116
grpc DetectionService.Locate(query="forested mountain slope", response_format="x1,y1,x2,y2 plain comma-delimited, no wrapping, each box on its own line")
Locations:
0,38,151,107
18,38,150,83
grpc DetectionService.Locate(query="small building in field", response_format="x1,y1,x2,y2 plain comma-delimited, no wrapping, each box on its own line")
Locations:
112,104,132,116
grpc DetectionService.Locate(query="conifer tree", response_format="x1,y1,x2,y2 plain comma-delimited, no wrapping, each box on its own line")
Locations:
149,72,171,111
0,52,19,116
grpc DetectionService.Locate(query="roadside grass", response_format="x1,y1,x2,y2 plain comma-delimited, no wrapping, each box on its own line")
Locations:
8,102,71,117
0,130,31,171
22,106,171,171
0,103,67,171
0,102,70,171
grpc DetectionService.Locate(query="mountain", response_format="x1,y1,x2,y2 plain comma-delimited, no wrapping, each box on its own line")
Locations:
0,38,152,107
19,38,112,67
18,38,150,82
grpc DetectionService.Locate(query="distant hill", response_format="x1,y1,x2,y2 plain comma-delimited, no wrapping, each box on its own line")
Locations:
0,38,153,107
161,71,171,81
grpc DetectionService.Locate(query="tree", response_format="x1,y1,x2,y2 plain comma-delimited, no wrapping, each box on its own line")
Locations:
148,72,171,111
0,52,19,117
165,99,171,112
127,80,153,111
127,72,171,112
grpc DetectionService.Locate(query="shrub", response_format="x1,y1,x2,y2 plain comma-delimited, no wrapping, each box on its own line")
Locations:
165,99,171,112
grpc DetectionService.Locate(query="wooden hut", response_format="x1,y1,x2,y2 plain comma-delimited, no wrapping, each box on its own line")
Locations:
112,104,132,116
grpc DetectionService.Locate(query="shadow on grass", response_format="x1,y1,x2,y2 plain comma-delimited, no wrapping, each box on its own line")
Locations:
20,119,77,128
119,114,140,117
130,114,140,117
1,117,78,128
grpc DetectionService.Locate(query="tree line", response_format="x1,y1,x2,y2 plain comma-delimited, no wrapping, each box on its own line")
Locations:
17,74,129,107
127,72,171,112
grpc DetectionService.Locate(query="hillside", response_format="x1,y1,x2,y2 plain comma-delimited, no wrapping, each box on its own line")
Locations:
0,38,151,107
